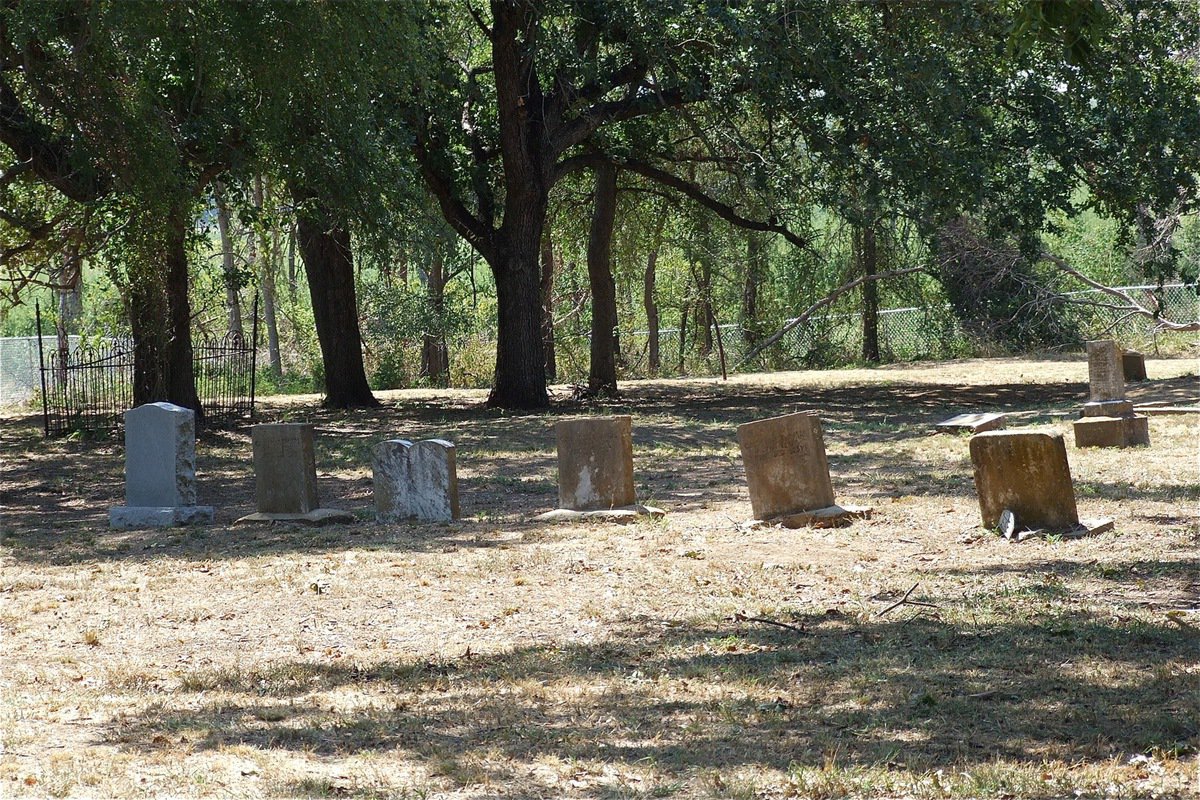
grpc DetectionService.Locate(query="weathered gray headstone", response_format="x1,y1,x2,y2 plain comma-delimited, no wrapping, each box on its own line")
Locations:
736,411,870,528
109,402,214,529
970,430,1111,535
373,438,459,522
555,416,636,511
252,423,319,513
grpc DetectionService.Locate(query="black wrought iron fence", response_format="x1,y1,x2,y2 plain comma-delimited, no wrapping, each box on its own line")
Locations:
35,300,258,437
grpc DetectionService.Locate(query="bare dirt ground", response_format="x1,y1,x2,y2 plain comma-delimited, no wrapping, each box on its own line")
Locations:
1,356,1197,799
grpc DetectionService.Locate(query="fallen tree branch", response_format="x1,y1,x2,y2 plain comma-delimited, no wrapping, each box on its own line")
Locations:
875,583,940,617
1039,251,1200,332
737,265,926,368
729,612,805,633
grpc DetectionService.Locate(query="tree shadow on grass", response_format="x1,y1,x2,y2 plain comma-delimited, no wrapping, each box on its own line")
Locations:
103,604,1198,796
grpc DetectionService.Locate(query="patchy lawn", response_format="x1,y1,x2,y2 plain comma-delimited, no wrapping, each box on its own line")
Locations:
1,356,1197,799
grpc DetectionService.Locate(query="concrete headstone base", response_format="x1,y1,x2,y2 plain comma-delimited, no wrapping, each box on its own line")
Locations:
535,504,665,523
234,508,356,526
1082,400,1134,418
744,503,873,530
1000,517,1115,541
109,505,214,530
1073,415,1150,448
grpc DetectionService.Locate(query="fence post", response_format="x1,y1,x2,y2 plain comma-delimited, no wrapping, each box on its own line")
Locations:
249,294,259,417
35,301,50,437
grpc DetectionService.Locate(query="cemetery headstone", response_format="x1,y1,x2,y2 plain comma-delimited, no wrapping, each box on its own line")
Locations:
736,411,871,528
1121,350,1147,382
1074,339,1150,448
234,423,354,524
109,402,214,529
373,438,459,523
969,430,1112,536
537,416,662,521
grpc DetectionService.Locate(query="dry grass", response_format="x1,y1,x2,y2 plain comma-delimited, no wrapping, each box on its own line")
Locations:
1,356,1198,799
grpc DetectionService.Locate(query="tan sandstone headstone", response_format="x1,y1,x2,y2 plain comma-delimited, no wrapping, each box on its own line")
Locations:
252,423,320,514
554,416,636,511
969,431,1079,531
1086,340,1125,402
737,411,836,520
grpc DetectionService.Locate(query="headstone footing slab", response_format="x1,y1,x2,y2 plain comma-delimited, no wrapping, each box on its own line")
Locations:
535,504,664,523
109,506,214,530
234,508,356,526
745,504,873,530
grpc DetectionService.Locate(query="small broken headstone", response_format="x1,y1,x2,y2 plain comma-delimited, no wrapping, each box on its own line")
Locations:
373,438,459,523
109,402,214,529
1121,350,1147,382
736,411,870,528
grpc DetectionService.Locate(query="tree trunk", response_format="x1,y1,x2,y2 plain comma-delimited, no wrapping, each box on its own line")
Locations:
644,211,666,375
489,238,548,409
540,227,557,383
699,260,714,358
742,232,766,347
215,188,244,339
163,202,201,415
420,250,450,386
587,163,619,397
255,176,282,376
54,228,83,385
860,224,881,363
292,191,379,408
286,222,298,299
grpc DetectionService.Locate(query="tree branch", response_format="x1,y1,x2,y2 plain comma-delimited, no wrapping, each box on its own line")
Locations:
737,265,927,367
1038,250,1200,332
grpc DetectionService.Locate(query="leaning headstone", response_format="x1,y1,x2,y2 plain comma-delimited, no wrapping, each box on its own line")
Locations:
109,402,214,529
234,423,354,525
1121,350,1147,382
373,439,459,523
1074,340,1150,448
537,416,662,522
969,430,1112,536
737,411,871,528
935,412,1008,434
